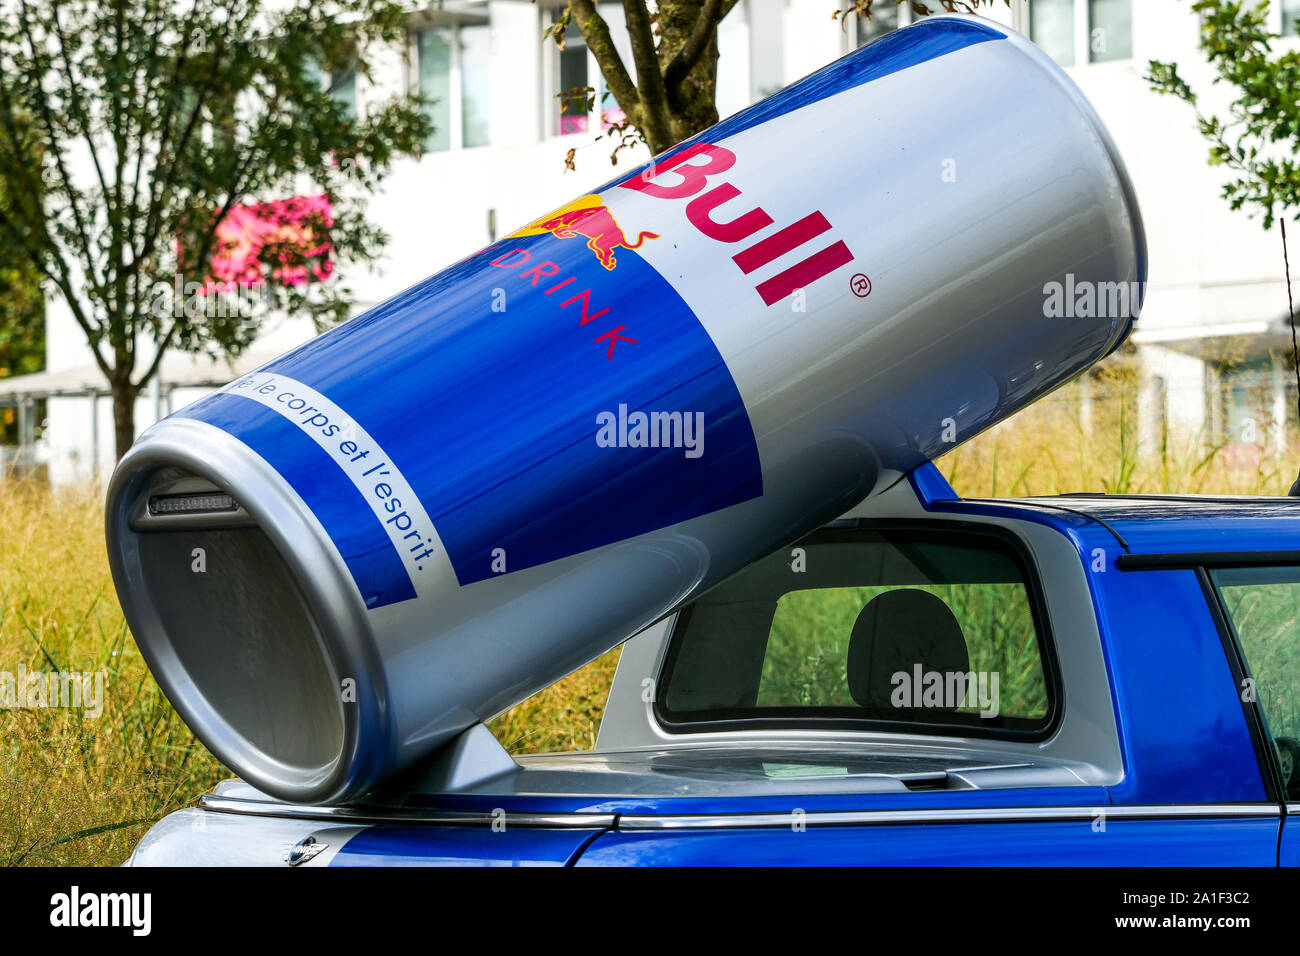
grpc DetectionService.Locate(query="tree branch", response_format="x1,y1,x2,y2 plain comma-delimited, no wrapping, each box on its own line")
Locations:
134,319,180,390
15,0,112,309
570,0,639,113
45,0,113,204
663,0,724,94
620,0,673,150
125,0,206,332
136,29,228,294
0,197,114,379
131,136,262,392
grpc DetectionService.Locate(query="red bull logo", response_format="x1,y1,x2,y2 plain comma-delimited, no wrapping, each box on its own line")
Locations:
620,142,855,306
511,195,658,270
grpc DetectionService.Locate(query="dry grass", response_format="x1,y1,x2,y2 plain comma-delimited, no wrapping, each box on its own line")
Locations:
0,481,225,866
0,477,621,865
1,364,1294,864
940,364,1296,498
487,649,621,755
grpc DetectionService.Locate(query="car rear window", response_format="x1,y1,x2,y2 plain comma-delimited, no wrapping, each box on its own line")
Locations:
657,525,1056,737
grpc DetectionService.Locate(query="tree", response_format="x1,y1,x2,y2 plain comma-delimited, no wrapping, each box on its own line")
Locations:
0,174,44,383
0,0,430,459
1147,1,1300,227
551,0,1000,161
1146,0,1300,491
0,252,45,449
0,157,45,446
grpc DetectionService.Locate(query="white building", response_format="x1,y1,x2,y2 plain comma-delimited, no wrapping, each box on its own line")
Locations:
4,0,1299,483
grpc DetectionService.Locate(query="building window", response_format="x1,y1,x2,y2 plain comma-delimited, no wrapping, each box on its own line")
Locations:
1030,0,1075,66
555,13,590,134
851,1,943,47
417,27,453,152
305,59,358,117
460,25,492,147
330,66,357,118
1284,0,1300,36
416,20,492,152
1088,0,1132,62
855,1,901,47
549,5,629,137
1219,355,1279,449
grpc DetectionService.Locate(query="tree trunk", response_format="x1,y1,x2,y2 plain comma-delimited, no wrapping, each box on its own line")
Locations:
112,380,140,461
574,0,725,157
656,0,722,150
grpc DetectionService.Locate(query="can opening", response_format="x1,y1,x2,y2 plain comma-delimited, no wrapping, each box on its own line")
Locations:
118,469,346,788
134,524,344,772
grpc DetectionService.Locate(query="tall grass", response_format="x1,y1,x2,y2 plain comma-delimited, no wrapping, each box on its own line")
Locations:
940,362,1297,498
0,476,620,865
0,359,1294,864
0,481,224,866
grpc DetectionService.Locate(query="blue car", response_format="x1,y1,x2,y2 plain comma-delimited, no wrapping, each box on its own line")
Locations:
126,461,1300,866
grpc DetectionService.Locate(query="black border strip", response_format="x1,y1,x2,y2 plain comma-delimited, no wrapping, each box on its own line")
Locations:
1117,550,1300,571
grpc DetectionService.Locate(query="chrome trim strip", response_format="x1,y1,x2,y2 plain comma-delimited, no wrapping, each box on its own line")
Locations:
616,804,1282,830
199,794,616,829
201,793,1279,831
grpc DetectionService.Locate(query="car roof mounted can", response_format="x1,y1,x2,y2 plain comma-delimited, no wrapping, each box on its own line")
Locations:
105,14,1146,805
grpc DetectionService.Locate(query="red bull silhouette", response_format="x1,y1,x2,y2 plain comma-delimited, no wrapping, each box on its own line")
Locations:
512,194,658,270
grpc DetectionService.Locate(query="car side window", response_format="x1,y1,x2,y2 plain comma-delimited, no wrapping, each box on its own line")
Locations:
657,526,1056,737
1210,566,1300,799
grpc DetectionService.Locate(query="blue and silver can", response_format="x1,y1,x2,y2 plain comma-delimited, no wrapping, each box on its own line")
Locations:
106,14,1145,803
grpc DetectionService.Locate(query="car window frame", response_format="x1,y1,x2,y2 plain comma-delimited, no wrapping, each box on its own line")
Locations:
653,518,1065,743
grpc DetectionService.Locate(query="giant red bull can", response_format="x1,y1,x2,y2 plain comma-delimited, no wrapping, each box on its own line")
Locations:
106,14,1145,803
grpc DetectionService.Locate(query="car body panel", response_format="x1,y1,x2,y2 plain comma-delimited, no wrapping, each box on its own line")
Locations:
911,468,1272,806
125,461,1297,866
329,825,606,867
573,817,1280,866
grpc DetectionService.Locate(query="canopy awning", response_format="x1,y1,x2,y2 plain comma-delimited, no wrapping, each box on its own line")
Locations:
0,349,285,404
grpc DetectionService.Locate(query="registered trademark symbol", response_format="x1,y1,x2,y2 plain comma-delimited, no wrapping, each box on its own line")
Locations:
850,273,872,297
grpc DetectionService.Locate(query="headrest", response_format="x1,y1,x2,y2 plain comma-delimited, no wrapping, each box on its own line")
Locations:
846,589,970,711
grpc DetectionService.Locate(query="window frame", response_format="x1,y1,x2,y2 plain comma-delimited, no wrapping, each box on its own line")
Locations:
1027,0,1076,67
1084,0,1133,64
409,15,492,154
1023,0,1135,67
653,519,1065,743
